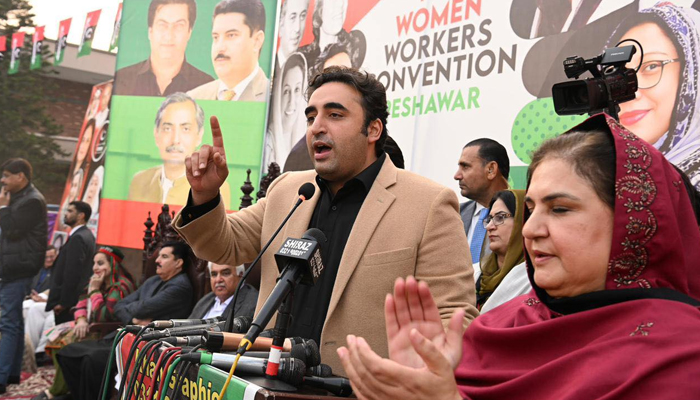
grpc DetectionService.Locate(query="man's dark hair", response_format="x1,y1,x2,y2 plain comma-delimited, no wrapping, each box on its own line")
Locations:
161,241,192,271
464,138,510,180
47,244,56,252
384,136,404,169
307,66,389,157
213,0,266,34
148,0,197,29
69,200,92,222
1,158,32,182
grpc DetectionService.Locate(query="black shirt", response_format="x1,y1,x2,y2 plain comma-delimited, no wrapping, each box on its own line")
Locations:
288,153,386,343
180,153,387,344
113,58,213,97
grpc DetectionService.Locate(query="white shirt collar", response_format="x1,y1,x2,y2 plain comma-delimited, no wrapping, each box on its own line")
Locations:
159,165,184,203
69,224,85,237
217,66,260,101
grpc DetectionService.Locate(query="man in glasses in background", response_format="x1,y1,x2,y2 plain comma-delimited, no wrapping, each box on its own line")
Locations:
454,138,510,265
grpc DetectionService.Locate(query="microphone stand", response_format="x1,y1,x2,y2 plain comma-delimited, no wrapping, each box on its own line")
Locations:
266,288,294,378
225,197,306,332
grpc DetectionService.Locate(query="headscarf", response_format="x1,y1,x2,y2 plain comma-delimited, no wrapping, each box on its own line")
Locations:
609,3,700,188
96,246,130,288
477,189,526,308
455,114,700,399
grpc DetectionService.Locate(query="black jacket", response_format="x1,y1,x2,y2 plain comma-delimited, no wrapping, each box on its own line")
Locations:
0,183,47,281
114,273,193,325
46,225,95,323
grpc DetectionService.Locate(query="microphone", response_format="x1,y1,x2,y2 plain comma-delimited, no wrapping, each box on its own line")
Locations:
303,376,353,397
159,335,205,346
180,352,306,386
150,316,222,329
240,341,319,367
226,182,316,332
202,331,293,352
307,363,332,377
237,228,326,355
141,322,223,340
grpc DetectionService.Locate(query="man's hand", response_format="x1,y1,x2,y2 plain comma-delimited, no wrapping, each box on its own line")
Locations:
185,116,229,205
30,290,46,303
53,304,65,314
0,186,10,207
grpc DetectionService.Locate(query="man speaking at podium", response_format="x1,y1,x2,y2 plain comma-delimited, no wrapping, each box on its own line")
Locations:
173,67,477,374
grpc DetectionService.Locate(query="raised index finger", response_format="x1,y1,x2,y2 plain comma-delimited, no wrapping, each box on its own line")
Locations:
210,116,226,153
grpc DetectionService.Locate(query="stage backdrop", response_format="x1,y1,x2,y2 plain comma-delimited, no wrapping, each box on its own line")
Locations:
100,0,278,249
267,0,700,194
98,0,700,249
52,80,113,249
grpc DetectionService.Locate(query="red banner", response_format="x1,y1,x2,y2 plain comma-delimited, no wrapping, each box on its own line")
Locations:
9,32,25,74
78,9,101,57
54,18,72,65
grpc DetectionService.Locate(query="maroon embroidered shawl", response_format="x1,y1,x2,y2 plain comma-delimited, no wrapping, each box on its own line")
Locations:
455,114,700,399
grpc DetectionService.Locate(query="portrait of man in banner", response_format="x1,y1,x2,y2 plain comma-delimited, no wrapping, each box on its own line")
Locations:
127,92,231,206
188,0,269,101
114,0,213,97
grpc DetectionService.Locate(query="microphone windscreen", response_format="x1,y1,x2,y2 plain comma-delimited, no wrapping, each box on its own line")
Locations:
279,358,306,386
303,339,321,367
302,228,326,245
232,315,252,333
298,182,316,200
307,363,332,377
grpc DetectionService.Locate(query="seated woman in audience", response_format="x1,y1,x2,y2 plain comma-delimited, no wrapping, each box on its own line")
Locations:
36,246,135,400
475,189,529,312
337,114,700,399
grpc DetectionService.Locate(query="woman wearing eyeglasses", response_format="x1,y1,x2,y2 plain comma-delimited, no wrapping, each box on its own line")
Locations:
474,189,529,312
612,3,700,188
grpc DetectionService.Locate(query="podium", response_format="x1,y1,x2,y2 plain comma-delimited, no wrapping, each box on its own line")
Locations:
118,334,351,400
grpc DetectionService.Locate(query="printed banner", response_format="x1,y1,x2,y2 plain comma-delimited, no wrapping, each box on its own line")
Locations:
0,36,5,62
109,3,123,52
52,81,113,245
30,26,44,70
103,0,277,249
78,9,102,58
266,0,700,196
9,32,25,75
54,18,72,66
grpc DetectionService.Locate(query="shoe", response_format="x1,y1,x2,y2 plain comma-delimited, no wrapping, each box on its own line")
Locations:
35,352,52,366
31,390,50,400
8,375,20,384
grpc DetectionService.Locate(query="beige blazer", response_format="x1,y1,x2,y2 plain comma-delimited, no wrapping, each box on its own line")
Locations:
187,69,269,102
173,158,477,373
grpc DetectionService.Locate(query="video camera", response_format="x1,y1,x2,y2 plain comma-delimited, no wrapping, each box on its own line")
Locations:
551,45,638,120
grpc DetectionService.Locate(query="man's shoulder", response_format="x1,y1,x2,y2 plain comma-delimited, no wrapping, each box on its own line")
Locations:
393,168,451,198
115,60,146,78
181,61,214,85
188,80,219,99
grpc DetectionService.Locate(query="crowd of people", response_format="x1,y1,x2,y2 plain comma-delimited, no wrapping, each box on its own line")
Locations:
2,1,700,399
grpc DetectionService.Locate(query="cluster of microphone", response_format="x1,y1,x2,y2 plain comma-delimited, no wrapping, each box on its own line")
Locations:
111,182,352,398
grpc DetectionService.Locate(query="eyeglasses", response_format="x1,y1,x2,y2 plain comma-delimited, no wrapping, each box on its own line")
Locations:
635,59,679,89
483,212,512,228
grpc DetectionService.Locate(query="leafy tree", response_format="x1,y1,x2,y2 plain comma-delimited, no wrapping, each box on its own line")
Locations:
0,0,68,203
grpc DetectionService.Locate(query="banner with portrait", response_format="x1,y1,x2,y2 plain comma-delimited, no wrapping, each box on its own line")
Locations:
267,0,700,195
51,80,113,249
101,0,278,249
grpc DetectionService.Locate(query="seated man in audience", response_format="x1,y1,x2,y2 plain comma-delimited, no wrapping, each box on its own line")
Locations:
189,262,258,319
114,241,194,325
23,245,58,363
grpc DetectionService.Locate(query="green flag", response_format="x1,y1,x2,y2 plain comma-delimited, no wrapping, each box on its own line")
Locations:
30,26,44,70
9,32,25,75
78,9,101,58
54,18,71,66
